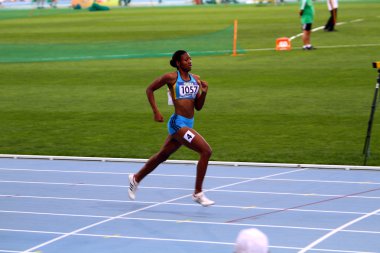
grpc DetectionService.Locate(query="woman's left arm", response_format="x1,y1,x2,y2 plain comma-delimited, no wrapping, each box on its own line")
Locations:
194,78,208,111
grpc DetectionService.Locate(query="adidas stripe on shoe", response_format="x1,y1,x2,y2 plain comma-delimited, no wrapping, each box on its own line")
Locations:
128,174,139,200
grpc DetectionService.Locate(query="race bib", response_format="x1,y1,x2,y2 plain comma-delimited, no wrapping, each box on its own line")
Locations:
178,82,199,98
183,130,195,143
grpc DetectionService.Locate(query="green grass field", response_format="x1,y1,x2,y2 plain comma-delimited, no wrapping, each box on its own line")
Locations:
1,1,380,166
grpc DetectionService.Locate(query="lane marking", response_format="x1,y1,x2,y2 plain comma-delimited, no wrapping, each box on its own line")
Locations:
0,221,333,233
1,174,380,186
2,154,380,170
298,208,380,253
2,167,379,186
1,197,379,216
19,169,304,253
226,187,380,223
2,179,380,199
3,214,380,234
0,228,234,246
19,194,197,253
1,228,377,253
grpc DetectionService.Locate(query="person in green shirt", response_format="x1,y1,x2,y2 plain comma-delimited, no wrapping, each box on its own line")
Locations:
299,0,315,50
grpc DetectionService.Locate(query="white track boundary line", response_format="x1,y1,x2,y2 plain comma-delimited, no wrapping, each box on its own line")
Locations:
3,171,380,185
1,154,379,171
20,168,303,252
1,194,379,216
2,180,380,199
2,167,380,184
2,167,380,185
2,210,380,235
19,194,197,253
1,177,379,187
298,208,380,253
2,229,376,253
2,167,380,188
0,228,234,246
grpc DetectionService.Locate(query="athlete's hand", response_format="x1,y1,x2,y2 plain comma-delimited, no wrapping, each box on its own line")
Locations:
200,80,208,93
299,10,304,16
154,111,164,122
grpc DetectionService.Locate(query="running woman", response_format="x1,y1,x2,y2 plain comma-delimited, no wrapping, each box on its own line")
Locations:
128,50,215,207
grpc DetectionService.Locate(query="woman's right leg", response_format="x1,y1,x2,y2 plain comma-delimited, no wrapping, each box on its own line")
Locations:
128,135,181,200
134,135,182,183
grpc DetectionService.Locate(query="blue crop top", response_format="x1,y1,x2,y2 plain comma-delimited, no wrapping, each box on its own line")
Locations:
169,71,200,101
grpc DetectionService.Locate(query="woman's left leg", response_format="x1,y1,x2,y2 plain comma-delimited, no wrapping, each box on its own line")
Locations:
173,127,212,194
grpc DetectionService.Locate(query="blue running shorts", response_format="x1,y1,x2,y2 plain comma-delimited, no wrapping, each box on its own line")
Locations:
168,114,194,135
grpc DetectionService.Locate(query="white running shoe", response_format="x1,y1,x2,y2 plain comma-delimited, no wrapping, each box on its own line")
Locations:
192,192,215,207
128,174,138,200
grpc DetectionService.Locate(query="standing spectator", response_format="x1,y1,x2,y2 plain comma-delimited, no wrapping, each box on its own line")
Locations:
324,0,338,32
235,228,269,253
299,0,315,50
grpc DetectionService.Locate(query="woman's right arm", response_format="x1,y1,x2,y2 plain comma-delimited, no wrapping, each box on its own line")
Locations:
146,73,174,122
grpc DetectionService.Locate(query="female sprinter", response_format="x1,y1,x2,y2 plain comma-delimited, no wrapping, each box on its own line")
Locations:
128,50,214,207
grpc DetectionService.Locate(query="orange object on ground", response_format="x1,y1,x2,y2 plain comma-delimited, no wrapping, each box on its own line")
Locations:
276,37,291,51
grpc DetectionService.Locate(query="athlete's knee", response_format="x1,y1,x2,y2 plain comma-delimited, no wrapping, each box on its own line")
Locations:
201,146,212,159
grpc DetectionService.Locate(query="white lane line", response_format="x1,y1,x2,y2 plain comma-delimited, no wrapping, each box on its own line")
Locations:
0,228,234,246
2,166,380,183
2,183,380,200
2,176,380,186
1,194,379,216
1,229,376,253
298,208,380,253
20,169,304,253
19,194,196,253
2,210,380,235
